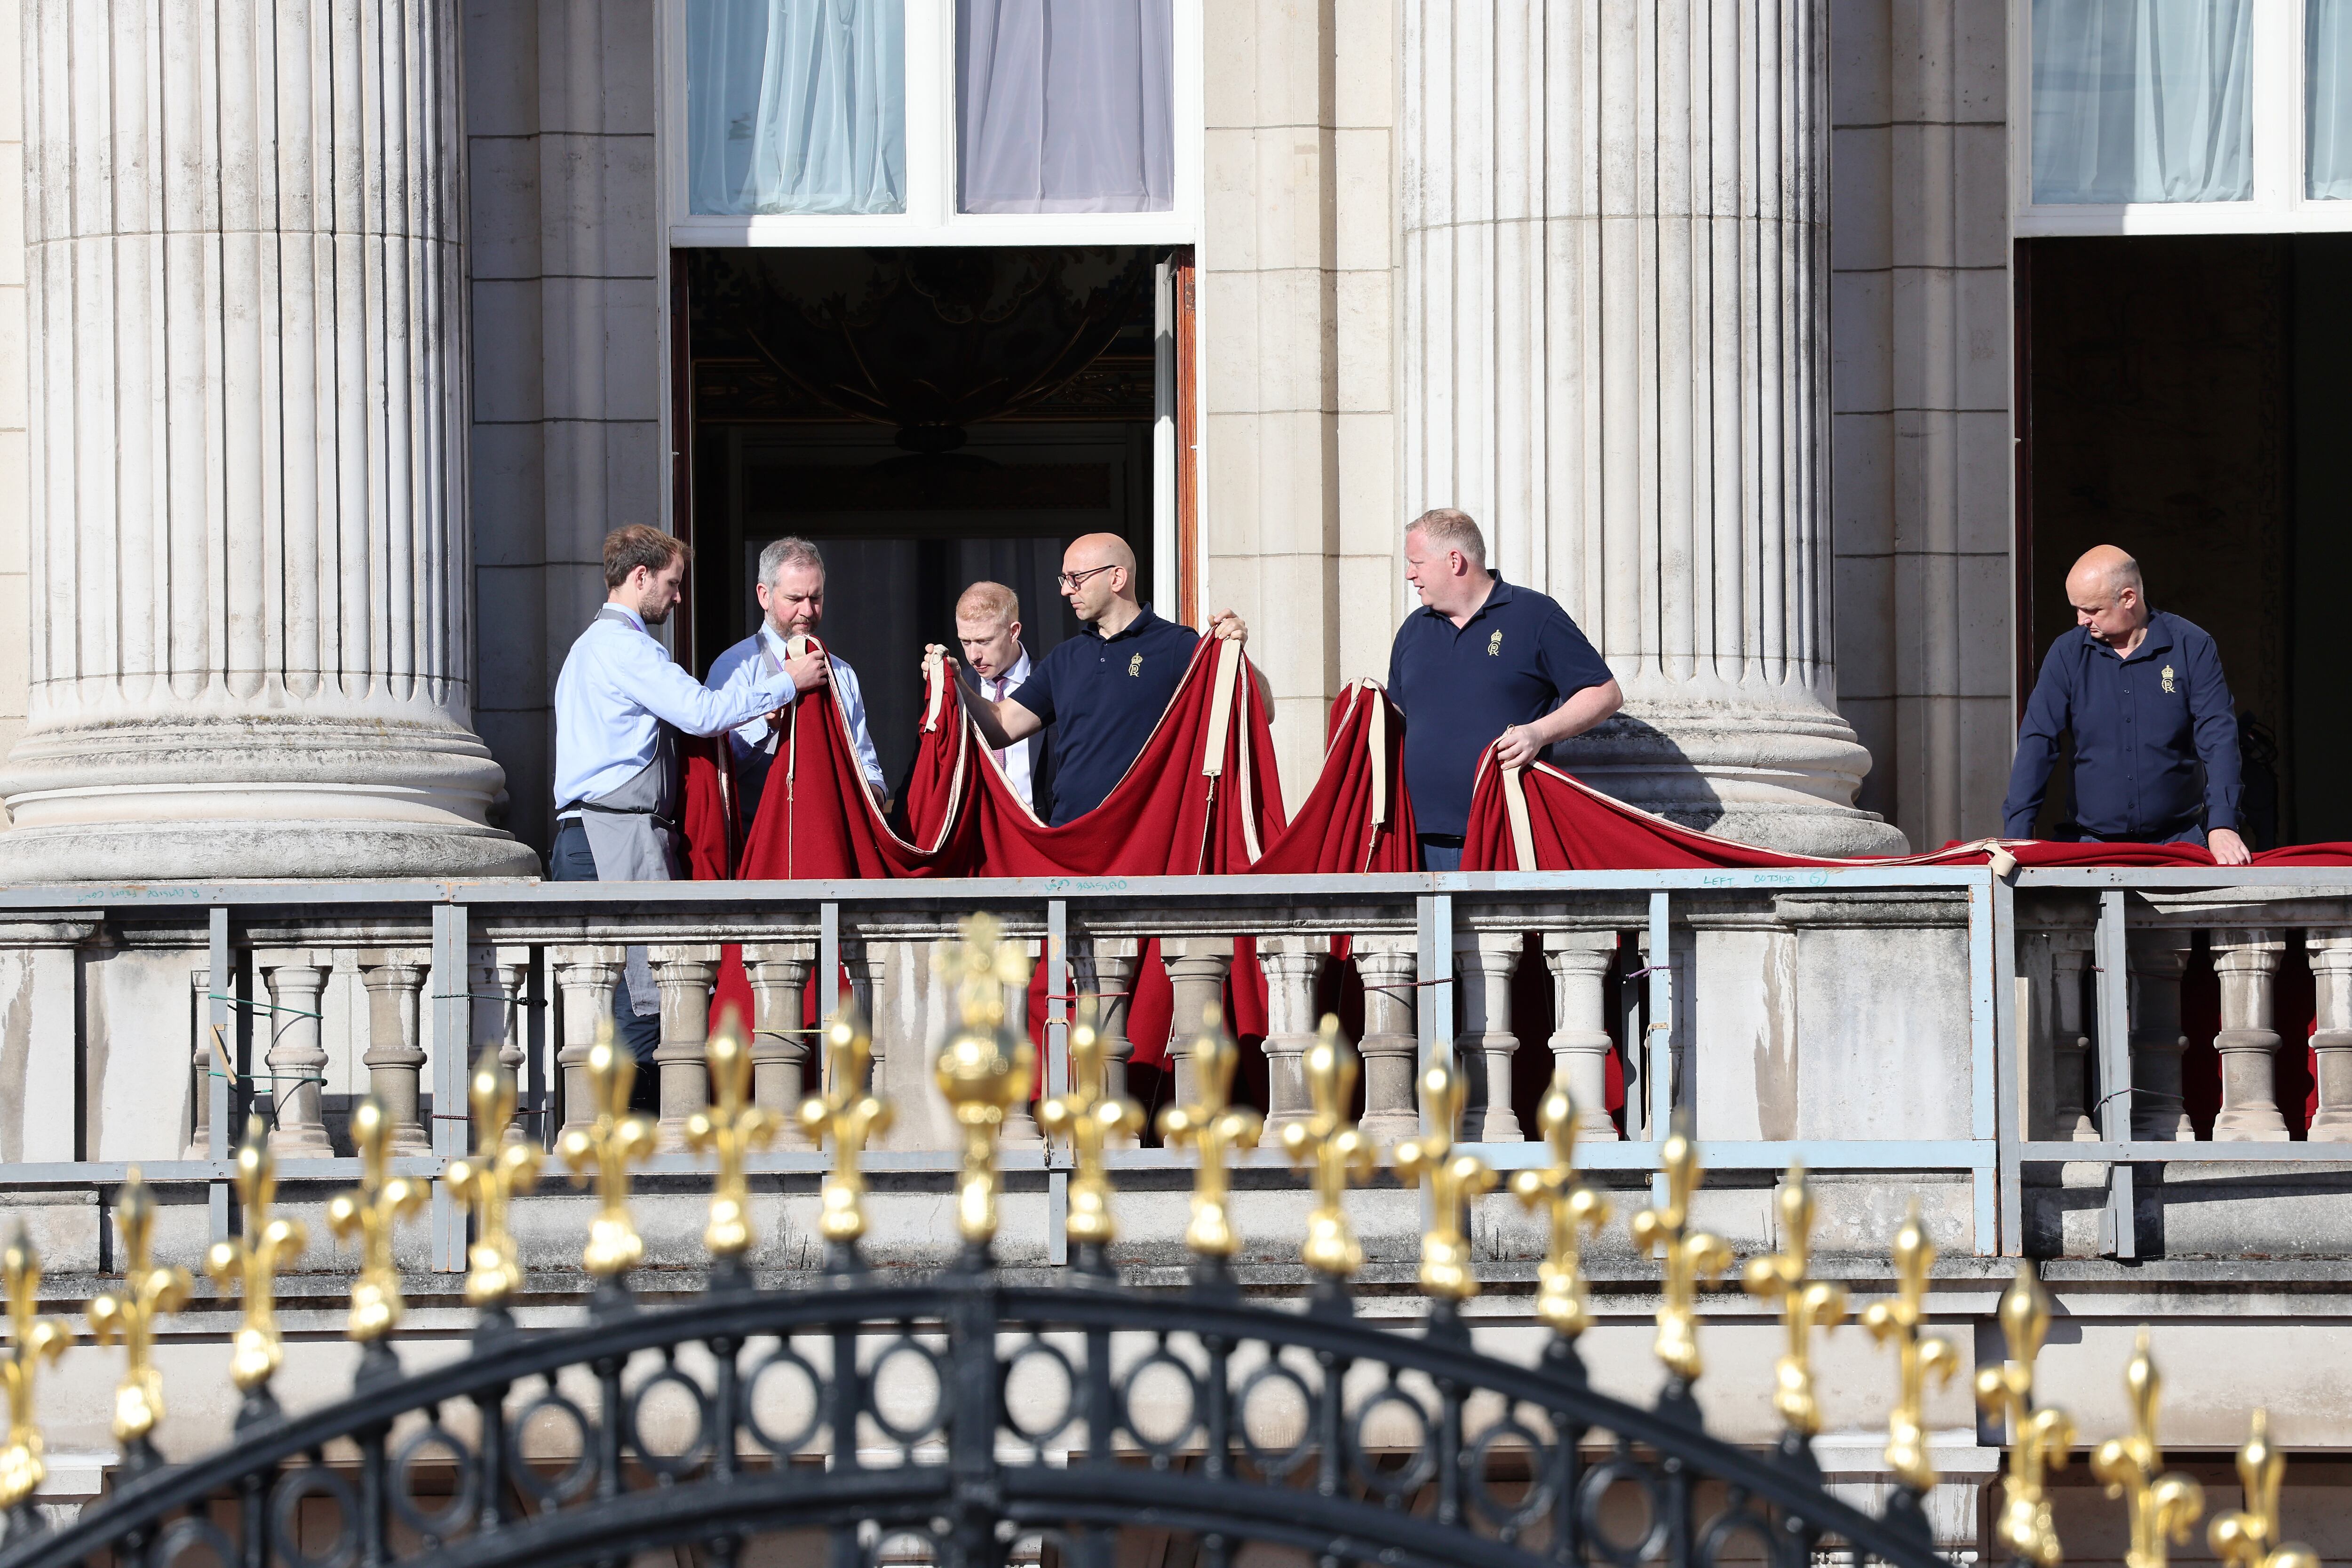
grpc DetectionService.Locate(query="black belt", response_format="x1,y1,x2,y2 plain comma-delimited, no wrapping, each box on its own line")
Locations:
1417,833,1465,848
556,803,678,832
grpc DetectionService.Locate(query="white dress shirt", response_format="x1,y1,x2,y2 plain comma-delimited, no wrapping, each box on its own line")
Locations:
977,650,1035,809
706,624,886,793
553,607,799,807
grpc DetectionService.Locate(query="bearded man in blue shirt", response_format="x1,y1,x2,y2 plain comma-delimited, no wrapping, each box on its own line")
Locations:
2002,544,2250,865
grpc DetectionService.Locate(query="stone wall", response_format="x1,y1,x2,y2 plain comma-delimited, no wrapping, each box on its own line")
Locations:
0,0,23,822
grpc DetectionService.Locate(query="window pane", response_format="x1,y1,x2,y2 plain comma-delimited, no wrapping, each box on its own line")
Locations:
958,0,1174,214
2313,0,2352,197
2032,0,2253,203
687,0,907,216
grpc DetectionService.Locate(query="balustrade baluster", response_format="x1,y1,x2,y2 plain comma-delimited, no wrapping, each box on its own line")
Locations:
1354,937,1420,1143
844,941,890,1091
652,946,723,1152
1161,939,1233,1106
742,943,817,1144
2211,928,2289,1143
2050,939,2098,1140
2125,929,2195,1142
186,967,215,1158
259,956,333,1155
1256,936,1328,1131
1073,937,1141,1092
2309,932,2352,1138
552,947,624,1139
359,953,431,1155
1455,932,1525,1141
1002,940,1044,1147
470,946,532,1144
1543,932,1620,1140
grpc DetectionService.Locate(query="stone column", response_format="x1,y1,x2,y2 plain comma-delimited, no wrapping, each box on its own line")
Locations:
1454,933,1525,1141
2125,931,2195,1143
2210,930,2289,1143
742,943,816,1144
1543,932,1620,1140
359,954,431,1155
1256,937,1329,1132
1161,939,1235,1107
469,947,532,1144
185,967,216,1159
0,0,533,882
844,942,891,1084
258,957,332,1155
2307,933,2352,1138
551,947,623,1139
1072,938,1141,1091
651,947,722,1152
1001,941,1043,1148
2048,940,2099,1141
1400,1,1904,855
1354,937,1420,1144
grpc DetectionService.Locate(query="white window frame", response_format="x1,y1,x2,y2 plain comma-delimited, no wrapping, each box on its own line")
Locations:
660,0,1204,248
2010,0,2352,235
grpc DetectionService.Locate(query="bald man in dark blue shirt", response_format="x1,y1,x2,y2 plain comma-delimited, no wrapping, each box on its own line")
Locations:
2002,545,2249,864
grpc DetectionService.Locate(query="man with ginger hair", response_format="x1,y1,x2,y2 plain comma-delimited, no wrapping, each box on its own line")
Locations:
933,533,1265,826
2002,544,2249,863
954,581,1053,816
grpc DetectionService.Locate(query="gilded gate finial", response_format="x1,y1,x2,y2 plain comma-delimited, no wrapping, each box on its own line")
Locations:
1037,1002,1141,1254
1974,1264,2073,1566
328,1100,427,1344
1630,1114,1730,1385
1510,1075,1611,1339
1394,1051,1497,1302
1,1229,70,1512
2209,1411,2318,1568
799,1006,890,1250
88,1169,192,1447
2093,1329,2204,1568
1279,1016,1375,1279
1742,1163,1848,1438
1863,1202,1961,1492
446,1063,543,1308
687,1008,778,1263
205,1118,308,1393
556,1025,656,1280
935,915,1036,1249
1159,1006,1263,1259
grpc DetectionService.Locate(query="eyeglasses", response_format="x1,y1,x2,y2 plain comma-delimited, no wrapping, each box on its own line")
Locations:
1057,565,1118,591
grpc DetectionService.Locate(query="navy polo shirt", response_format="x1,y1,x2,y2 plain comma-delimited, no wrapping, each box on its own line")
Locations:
1010,604,1198,825
2001,611,2240,840
1386,578,1614,837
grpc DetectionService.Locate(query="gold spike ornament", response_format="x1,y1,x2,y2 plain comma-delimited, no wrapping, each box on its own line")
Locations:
2093,1330,2204,1568
1393,1051,1497,1302
1742,1163,1847,1438
799,1007,890,1248
1975,1265,2074,1568
933,915,1036,1247
687,1008,778,1262
205,1118,308,1392
446,1062,544,1307
1,1229,70,1512
2209,1411,2319,1568
1278,1016,1375,1279
1862,1201,1961,1493
1510,1076,1611,1339
1630,1116,1731,1384
88,1169,193,1445
1037,1002,1142,1252
1158,1007,1263,1259
557,1024,657,1279
327,1100,427,1344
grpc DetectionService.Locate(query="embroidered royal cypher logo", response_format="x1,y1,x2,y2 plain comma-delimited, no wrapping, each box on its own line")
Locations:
2161,664,2176,694
1128,653,1143,677
1487,630,1503,657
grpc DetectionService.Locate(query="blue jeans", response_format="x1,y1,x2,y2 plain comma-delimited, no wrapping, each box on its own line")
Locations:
550,819,662,1068
1419,837,1464,873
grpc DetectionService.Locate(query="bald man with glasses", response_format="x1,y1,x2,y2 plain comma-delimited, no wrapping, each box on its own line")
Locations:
934,533,1267,825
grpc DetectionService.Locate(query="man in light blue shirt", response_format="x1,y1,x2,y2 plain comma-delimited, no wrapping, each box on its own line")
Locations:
705,537,887,828
552,525,819,1075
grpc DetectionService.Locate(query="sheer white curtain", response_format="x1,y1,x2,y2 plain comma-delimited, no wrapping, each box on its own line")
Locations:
2313,0,2352,198
2032,0,2253,203
687,0,906,215
958,0,1174,213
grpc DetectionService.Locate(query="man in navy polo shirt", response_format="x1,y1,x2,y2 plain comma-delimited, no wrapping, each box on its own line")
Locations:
941,533,1265,825
1387,509,1622,871
2002,544,2249,863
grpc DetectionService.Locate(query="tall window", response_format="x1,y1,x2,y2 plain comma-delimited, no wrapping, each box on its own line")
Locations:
686,0,908,216
2013,0,2352,231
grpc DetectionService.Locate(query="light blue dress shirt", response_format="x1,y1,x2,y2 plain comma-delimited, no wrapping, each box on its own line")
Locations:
706,625,886,795
552,607,800,807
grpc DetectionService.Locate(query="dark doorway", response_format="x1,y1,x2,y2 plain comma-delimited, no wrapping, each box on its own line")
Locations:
2016,233,2352,844
677,246,1165,791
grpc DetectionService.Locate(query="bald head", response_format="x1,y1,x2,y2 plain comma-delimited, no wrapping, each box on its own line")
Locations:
2065,544,2150,650
2067,545,2143,601
1066,533,1136,575
1060,532,1141,629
